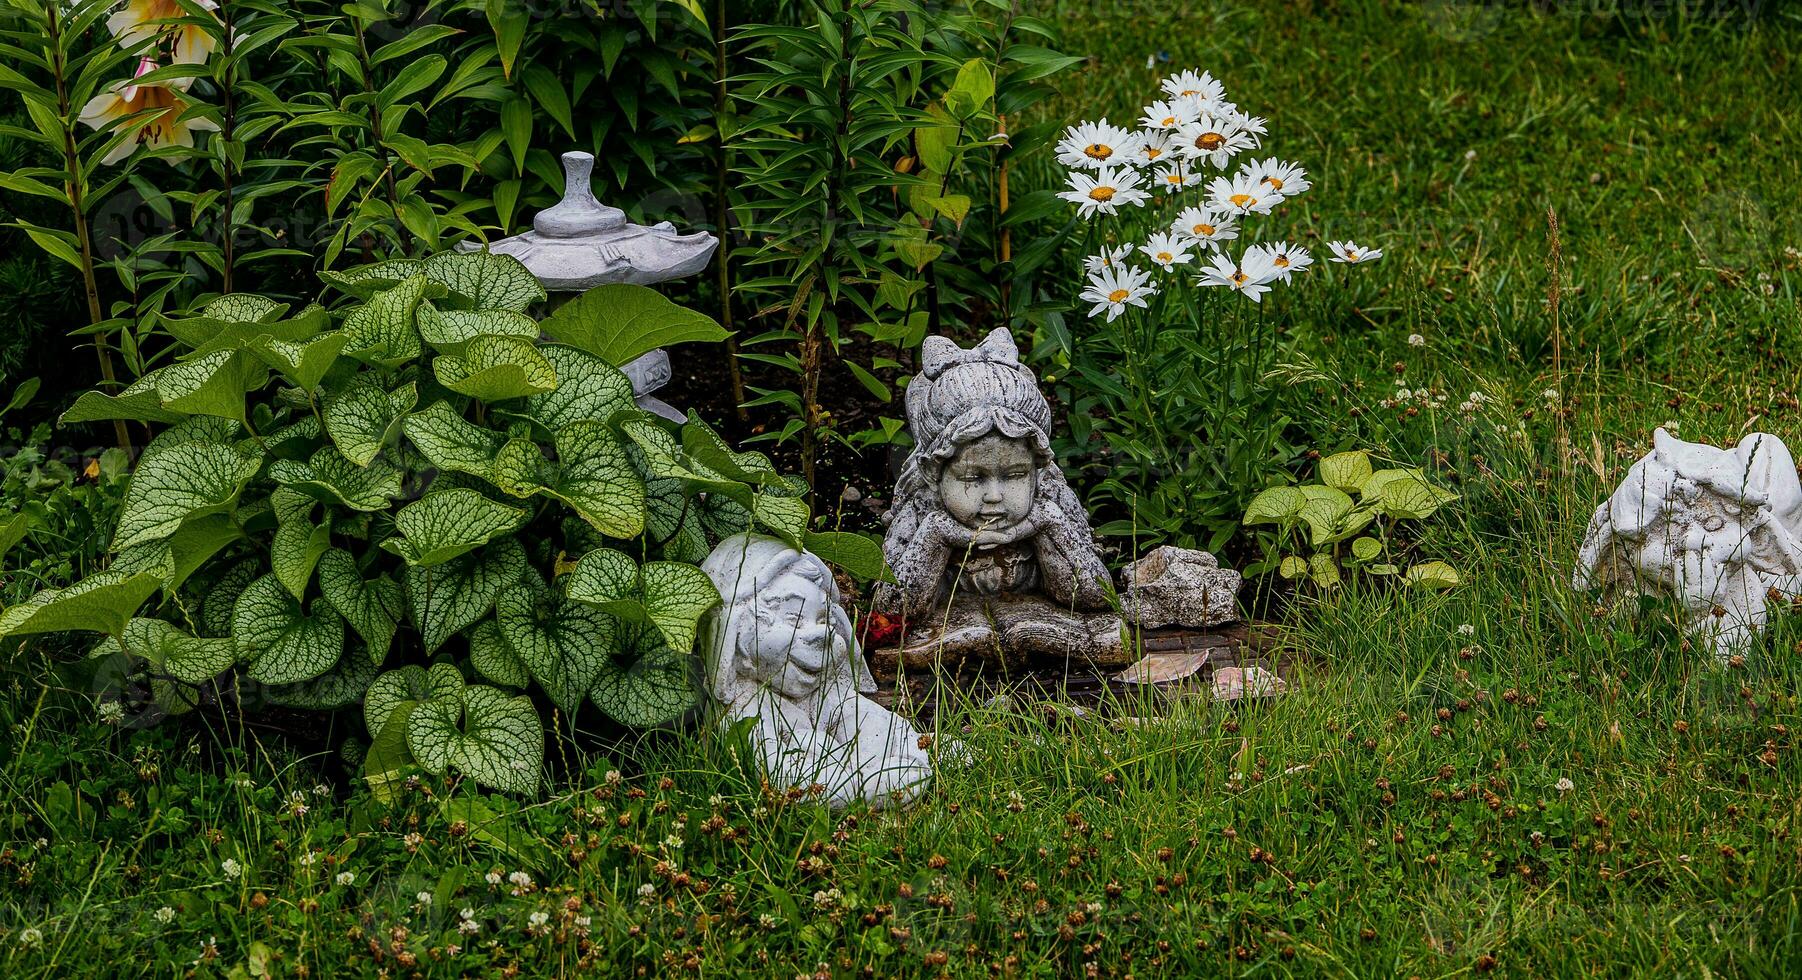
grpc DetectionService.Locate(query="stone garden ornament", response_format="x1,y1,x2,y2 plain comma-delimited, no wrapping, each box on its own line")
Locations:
700,534,935,808
461,149,717,421
1574,428,1802,658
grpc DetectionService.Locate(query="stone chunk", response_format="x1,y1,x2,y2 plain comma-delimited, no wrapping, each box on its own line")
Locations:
1118,545,1242,629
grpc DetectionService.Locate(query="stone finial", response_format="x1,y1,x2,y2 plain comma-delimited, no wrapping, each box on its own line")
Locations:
463,151,719,291
1574,428,1802,657
698,534,935,808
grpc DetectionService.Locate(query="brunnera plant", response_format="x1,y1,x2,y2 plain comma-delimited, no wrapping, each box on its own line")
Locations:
0,252,882,796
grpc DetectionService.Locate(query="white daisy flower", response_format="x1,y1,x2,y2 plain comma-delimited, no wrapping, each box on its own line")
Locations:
1205,172,1281,215
1083,244,1133,274
1161,69,1225,105
1139,233,1195,270
1174,114,1256,169
1171,206,1239,248
1131,130,1175,168
1226,108,1269,138
1249,241,1312,281
1327,240,1383,264
1055,119,1142,170
1080,265,1157,321
1139,98,1198,132
1196,249,1281,303
1059,165,1150,218
1152,164,1202,195
1244,157,1311,196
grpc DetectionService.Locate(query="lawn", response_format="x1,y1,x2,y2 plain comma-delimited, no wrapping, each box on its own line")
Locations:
5,1,1802,977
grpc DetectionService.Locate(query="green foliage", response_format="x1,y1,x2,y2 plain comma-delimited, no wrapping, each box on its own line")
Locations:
1244,451,1461,591
0,261,850,796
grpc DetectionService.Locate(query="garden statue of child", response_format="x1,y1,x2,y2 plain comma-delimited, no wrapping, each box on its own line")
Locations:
699,534,935,808
875,328,1129,667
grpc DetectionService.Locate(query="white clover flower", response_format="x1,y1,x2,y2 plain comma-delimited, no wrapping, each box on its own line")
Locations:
1327,240,1383,264
1139,233,1195,271
1464,149,1478,161
1080,265,1157,322
1082,244,1133,274
313,783,330,797
662,834,685,850
637,883,657,898
221,858,242,881
1408,333,1426,347
574,915,592,928
18,926,43,949
335,871,355,887
1244,157,1310,196
1555,777,1575,793
1205,172,1280,216
154,906,176,924
484,870,503,886
1059,165,1150,218
528,911,550,928
708,794,724,808
416,891,433,906
605,770,623,785
1541,388,1560,402
459,917,481,935
1171,206,1238,248
1249,241,1312,282
759,913,779,929
297,850,318,867
1457,624,1475,636
1054,119,1142,170
97,701,125,725
1196,249,1281,303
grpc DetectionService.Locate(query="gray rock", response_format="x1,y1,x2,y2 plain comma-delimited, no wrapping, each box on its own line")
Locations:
1118,545,1242,630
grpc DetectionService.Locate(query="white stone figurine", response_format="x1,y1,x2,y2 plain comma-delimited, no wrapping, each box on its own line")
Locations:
699,534,934,808
1574,428,1802,658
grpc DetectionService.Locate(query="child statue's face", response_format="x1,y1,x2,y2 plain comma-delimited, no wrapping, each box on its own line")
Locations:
938,433,1038,533
748,569,837,698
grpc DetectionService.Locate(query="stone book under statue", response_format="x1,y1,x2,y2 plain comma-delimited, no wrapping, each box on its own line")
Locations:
699,534,935,808
875,327,1242,669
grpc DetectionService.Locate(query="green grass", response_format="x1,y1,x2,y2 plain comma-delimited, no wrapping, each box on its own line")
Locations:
7,1,1802,976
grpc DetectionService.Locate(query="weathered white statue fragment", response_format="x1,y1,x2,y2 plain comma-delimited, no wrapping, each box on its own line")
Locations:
1574,428,1802,657
699,534,934,808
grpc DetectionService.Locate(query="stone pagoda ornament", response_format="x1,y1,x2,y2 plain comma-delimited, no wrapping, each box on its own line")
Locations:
1575,428,1802,658
461,149,718,421
699,534,936,808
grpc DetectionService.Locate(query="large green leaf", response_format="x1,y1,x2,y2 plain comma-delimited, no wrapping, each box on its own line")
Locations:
539,283,728,367
364,662,465,737
269,447,403,511
0,569,166,638
492,421,645,538
113,441,260,552
164,304,327,355
495,572,614,714
324,377,418,466
404,401,506,479
803,531,888,582
111,513,243,596
249,331,349,391
1405,561,1463,590
588,621,698,728
317,549,404,663
232,574,345,685
679,413,784,487
421,251,545,313
406,537,528,652
322,259,426,298
1243,486,1307,526
342,275,426,368
363,701,421,803
91,618,236,685
265,644,381,710
1379,476,1459,521
417,302,540,350
201,560,261,636
467,618,528,687
382,489,528,566
564,549,719,654
406,684,544,794
152,349,268,423
271,489,331,600
1319,451,1374,493
61,373,187,425
514,345,636,433
432,334,556,401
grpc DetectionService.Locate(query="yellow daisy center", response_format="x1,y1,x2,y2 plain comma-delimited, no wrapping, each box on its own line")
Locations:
1194,132,1226,151
1161,116,1178,127
1229,193,1255,208
1345,250,1360,261
1274,254,1290,268
1229,271,1249,286
1180,88,1201,96
1107,288,1130,303
1192,223,1215,236
1263,176,1285,190
1165,174,1183,184
1088,186,1116,202
1143,147,1163,159
1156,252,1173,263
1083,143,1113,160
